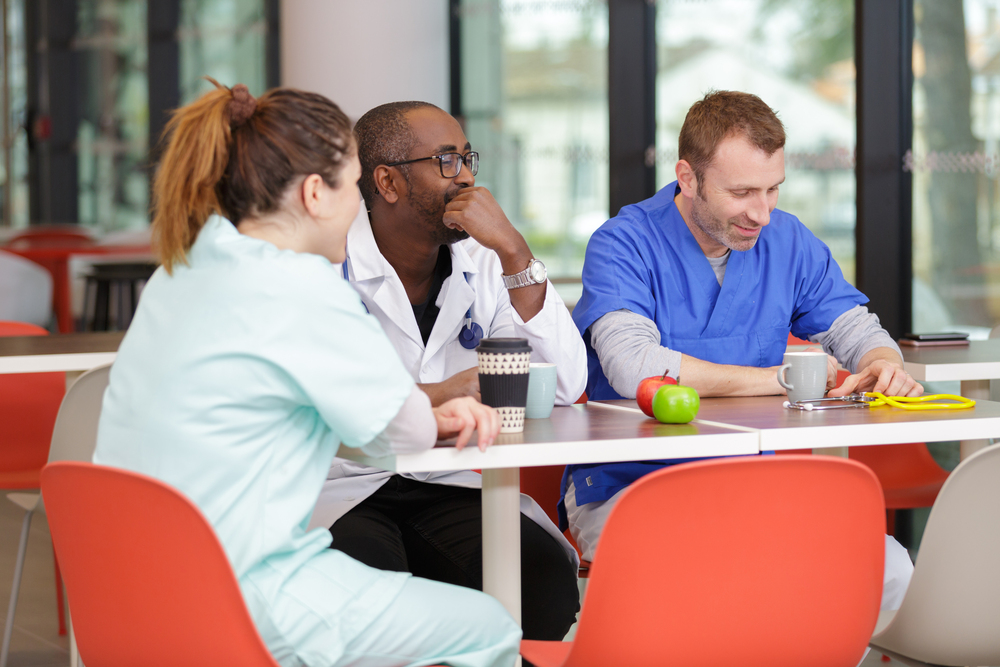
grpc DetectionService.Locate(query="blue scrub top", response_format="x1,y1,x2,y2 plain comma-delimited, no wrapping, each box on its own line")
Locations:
565,182,866,510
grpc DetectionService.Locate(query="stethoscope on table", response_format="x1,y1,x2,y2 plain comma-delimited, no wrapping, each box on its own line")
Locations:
784,392,976,411
342,262,484,350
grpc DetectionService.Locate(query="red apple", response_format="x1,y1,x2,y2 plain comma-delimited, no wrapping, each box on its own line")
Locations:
636,369,678,418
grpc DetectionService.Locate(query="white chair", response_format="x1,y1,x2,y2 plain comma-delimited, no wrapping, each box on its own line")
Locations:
868,442,1000,667
0,250,53,328
0,363,111,667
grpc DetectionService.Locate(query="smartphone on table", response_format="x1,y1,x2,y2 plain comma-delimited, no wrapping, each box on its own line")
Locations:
898,332,970,347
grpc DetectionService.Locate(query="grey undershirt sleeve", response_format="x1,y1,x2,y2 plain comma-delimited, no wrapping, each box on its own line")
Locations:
808,304,902,373
589,309,682,399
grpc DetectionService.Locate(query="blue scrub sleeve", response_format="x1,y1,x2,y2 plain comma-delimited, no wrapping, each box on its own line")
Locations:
787,226,868,339
573,216,657,335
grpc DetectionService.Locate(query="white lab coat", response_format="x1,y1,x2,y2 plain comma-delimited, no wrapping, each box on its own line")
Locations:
309,209,587,565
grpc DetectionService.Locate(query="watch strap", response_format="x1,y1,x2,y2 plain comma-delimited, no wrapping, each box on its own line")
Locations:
502,259,544,289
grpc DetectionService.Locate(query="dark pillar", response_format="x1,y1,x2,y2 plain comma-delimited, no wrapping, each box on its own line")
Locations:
27,0,80,223
855,0,914,338
608,0,656,217
148,1,180,160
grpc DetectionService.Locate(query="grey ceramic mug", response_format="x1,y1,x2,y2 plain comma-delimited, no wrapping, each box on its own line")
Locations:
777,351,828,404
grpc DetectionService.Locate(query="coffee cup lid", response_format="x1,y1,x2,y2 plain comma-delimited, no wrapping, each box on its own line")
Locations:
477,337,532,353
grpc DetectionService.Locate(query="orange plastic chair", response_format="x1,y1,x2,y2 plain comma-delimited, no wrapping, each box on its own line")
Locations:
0,321,64,488
519,456,886,667
0,321,67,637
40,462,448,667
41,461,282,667
4,226,96,333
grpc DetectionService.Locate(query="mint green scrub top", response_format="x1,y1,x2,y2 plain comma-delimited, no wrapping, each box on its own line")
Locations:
93,216,416,667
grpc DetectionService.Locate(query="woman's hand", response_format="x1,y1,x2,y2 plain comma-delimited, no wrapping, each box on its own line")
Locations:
433,397,500,451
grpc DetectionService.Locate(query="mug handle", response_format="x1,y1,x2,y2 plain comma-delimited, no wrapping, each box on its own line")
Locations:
777,364,794,391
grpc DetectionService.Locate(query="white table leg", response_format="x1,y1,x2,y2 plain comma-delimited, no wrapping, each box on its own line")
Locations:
960,379,991,460
481,467,521,625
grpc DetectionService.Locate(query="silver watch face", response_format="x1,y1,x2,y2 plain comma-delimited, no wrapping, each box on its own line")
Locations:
528,259,547,283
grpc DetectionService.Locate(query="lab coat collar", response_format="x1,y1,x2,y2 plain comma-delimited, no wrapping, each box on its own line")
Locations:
345,208,481,358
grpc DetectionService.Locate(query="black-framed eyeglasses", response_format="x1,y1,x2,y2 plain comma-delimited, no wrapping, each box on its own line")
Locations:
385,151,479,178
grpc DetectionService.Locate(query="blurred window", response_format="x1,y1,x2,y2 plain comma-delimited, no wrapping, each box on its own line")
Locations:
910,0,1000,336
457,0,609,296
179,0,268,104
71,0,270,236
75,0,149,233
656,0,856,283
0,0,29,229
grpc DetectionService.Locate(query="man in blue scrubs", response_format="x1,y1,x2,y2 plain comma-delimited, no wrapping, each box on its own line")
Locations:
567,90,921,613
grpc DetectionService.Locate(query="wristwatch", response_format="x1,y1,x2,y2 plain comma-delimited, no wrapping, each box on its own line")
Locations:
502,258,547,289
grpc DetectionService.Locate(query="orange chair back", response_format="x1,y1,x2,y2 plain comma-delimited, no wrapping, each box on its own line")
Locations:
41,462,280,667
5,225,95,250
521,465,565,527
849,444,948,508
567,456,884,667
0,321,64,488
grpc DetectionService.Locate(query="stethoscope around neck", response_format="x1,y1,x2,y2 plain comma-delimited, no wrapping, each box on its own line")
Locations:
342,262,484,350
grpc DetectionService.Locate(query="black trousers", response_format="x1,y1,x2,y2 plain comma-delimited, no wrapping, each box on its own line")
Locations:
329,475,580,641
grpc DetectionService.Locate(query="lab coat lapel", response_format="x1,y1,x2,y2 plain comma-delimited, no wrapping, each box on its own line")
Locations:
423,242,478,364
345,210,424,349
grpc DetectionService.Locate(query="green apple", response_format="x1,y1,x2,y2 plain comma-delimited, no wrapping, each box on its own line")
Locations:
651,384,700,424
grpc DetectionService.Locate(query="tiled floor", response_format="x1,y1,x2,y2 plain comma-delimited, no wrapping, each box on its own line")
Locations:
0,494,900,666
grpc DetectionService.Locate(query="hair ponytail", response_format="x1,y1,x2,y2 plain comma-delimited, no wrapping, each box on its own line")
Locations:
151,80,353,273
151,81,234,273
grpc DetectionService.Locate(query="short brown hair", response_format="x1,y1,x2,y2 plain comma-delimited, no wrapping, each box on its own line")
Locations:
151,80,354,273
678,91,785,193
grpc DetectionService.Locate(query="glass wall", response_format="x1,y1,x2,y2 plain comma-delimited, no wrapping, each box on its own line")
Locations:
179,0,269,102
457,0,609,285
656,0,856,282
75,0,149,232
1,0,29,228
911,0,1000,337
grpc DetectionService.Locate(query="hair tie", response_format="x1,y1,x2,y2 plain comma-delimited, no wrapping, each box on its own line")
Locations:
227,84,257,127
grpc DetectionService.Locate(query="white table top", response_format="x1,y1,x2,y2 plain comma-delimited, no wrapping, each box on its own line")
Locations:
901,339,1000,382
688,395,1000,451
0,332,123,374
335,402,759,472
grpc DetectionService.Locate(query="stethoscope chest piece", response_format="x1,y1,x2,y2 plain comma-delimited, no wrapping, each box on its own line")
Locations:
459,317,483,350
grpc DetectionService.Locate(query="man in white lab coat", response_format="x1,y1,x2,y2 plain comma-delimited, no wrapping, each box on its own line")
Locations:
311,101,588,641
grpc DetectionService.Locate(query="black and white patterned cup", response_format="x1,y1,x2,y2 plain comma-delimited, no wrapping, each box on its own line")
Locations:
476,338,533,433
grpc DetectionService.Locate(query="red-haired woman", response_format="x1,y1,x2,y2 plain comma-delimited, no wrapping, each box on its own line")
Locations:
93,81,519,667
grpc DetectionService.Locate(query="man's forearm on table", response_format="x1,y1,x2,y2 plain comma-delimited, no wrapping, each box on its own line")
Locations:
590,309,783,398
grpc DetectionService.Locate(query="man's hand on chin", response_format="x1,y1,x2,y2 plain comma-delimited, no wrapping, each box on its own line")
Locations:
443,187,525,257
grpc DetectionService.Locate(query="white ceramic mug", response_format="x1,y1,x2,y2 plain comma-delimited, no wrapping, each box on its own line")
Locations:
777,351,828,404
525,363,557,419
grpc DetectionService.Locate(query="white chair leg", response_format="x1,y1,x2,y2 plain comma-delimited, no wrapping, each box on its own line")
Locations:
0,509,35,667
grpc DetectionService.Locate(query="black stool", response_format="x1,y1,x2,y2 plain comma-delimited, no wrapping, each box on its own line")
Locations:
81,262,157,331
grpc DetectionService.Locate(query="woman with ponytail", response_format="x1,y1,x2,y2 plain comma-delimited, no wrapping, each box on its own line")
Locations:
93,81,519,667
